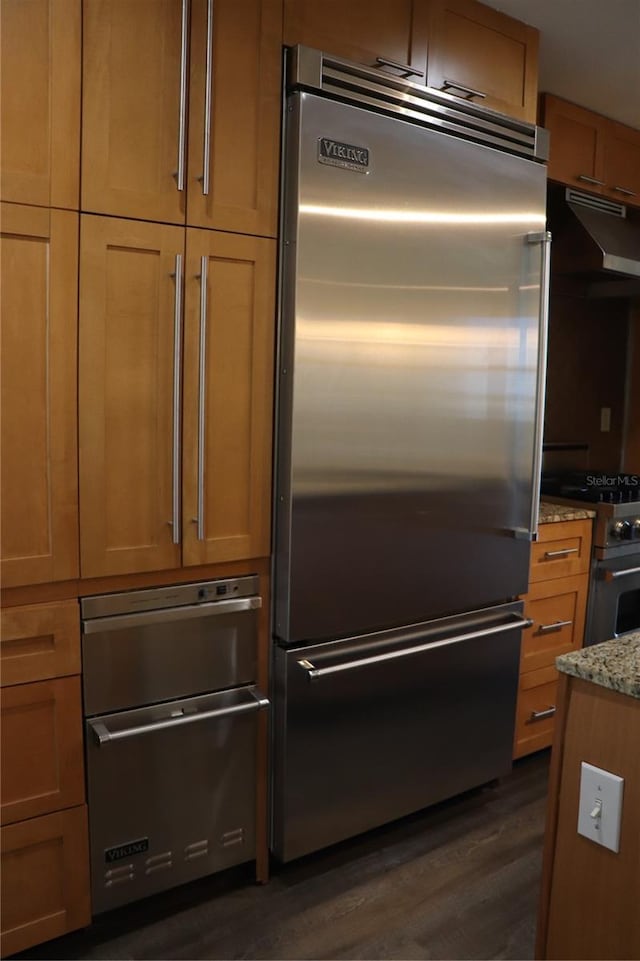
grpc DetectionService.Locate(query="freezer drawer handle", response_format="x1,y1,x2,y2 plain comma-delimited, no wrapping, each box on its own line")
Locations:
537,619,572,634
527,706,556,723
296,615,533,681
89,689,269,745
603,565,640,581
82,594,261,633
374,57,425,79
543,548,578,559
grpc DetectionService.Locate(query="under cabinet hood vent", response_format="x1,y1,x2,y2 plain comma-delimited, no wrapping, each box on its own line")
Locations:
565,190,626,218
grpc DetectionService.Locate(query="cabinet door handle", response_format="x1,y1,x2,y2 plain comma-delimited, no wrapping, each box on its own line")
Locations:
527,705,556,723
175,0,189,191
374,57,424,79
441,78,486,100
577,174,605,187
612,185,637,197
170,254,183,544
543,548,578,559
200,0,214,195
195,256,208,541
537,619,572,634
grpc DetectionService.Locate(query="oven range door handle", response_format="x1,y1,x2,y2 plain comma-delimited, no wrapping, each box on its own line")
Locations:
297,614,533,681
89,688,269,745
602,565,640,581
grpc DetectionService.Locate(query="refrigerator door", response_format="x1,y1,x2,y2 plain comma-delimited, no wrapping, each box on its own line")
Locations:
271,602,525,861
275,92,548,643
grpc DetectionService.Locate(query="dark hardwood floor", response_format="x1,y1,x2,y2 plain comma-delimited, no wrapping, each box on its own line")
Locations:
17,751,549,961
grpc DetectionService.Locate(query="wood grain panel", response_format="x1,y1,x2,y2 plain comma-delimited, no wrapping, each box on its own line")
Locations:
543,678,640,959
79,214,183,577
513,671,559,759
0,600,80,687
187,0,282,237
530,520,592,582
0,0,80,208
0,203,79,588
520,574,587,674
0,677,84,825
603,120,640,206
0,805,90,956
427,0,538,122
82,0,186,223
541,94,606,191
182,229,276,566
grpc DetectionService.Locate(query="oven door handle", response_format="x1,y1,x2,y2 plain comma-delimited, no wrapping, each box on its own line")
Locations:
602,565,640,581
297,615,532,681
89,689,269,745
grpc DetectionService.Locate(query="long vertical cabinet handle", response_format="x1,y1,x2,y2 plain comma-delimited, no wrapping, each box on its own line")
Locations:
175,0,189,190
171,254,183,544
201,0,214,195
527,230,552,540
196,255,208,540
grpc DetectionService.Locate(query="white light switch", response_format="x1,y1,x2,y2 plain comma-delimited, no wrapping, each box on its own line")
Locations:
577,761,624,853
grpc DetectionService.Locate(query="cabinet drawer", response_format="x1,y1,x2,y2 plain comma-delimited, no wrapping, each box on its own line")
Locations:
530,520,592,582
0,600,80,686
514,669,558,759
0,805,90,957
1,677,85,825
521,575,588,673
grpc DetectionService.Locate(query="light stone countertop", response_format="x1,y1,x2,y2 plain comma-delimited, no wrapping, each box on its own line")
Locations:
538,500,596,524
556,634,640,700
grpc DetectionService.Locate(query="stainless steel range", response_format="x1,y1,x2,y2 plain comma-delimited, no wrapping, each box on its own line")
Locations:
541,471,640,644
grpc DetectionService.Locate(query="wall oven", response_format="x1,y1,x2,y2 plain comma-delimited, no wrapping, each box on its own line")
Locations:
82,576,268,913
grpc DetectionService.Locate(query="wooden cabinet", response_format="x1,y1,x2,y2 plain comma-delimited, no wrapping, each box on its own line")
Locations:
0,806,91,957
513,516,592,759
79,216,276,577
0,600,80,687
542,94,640,207
426,0,539,122
0,0,80,209
82,0,282,237
182,230,276,566
0,203,79,589
283,0,429,80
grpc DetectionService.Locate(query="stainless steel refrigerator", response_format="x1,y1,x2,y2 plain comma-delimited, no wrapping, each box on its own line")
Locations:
272,47,550,862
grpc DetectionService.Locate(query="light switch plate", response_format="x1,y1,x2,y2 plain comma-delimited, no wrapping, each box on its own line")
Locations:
577,761,624,853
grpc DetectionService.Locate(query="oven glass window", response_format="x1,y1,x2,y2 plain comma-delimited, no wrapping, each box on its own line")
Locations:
616,589,640,636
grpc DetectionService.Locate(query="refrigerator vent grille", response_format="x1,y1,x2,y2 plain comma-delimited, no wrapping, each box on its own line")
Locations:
565,189,626,218
290,47,546,161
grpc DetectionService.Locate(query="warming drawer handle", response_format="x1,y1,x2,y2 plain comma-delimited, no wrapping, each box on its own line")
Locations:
603,565,640,581
537,619,572,634
89,689,269,745
527,705,556,723
296,615,533,681
82,595,261,633
543,548,578,559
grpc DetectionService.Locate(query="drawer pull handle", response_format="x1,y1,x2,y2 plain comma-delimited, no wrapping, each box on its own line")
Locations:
612,185,636,197
537,619,573,634
441,78,486,100
577,174,605,187
527,705,556,723
543,548,578,559
375,57,425,79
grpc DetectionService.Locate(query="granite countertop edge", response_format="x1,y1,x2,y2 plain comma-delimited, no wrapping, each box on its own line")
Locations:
538,499,596,524
556,634,640,700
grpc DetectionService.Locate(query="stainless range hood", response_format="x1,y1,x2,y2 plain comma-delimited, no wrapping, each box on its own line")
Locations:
552,188,640,298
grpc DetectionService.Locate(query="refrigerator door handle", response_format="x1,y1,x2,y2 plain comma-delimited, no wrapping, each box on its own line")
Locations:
526,230,552,541
296,615,533,680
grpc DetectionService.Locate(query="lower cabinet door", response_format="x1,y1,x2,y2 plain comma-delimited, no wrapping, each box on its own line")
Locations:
0,805,91,957
513,666,559,759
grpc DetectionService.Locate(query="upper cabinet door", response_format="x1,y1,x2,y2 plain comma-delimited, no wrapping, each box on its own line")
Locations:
182,230,276,566
426,0,539,123
187,0,283,237
0,204,79,588
603,121,640,206
0,0,80,208
541,95,607,192
79,215,183,578
82,0,187,224
283,0,428,81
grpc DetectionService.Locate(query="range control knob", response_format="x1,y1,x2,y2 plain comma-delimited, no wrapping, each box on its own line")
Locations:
611,520,631,540
632,518,640,539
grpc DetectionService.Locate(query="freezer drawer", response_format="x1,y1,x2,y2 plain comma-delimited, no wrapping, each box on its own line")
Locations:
272,602,525,861
86,686,268,913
